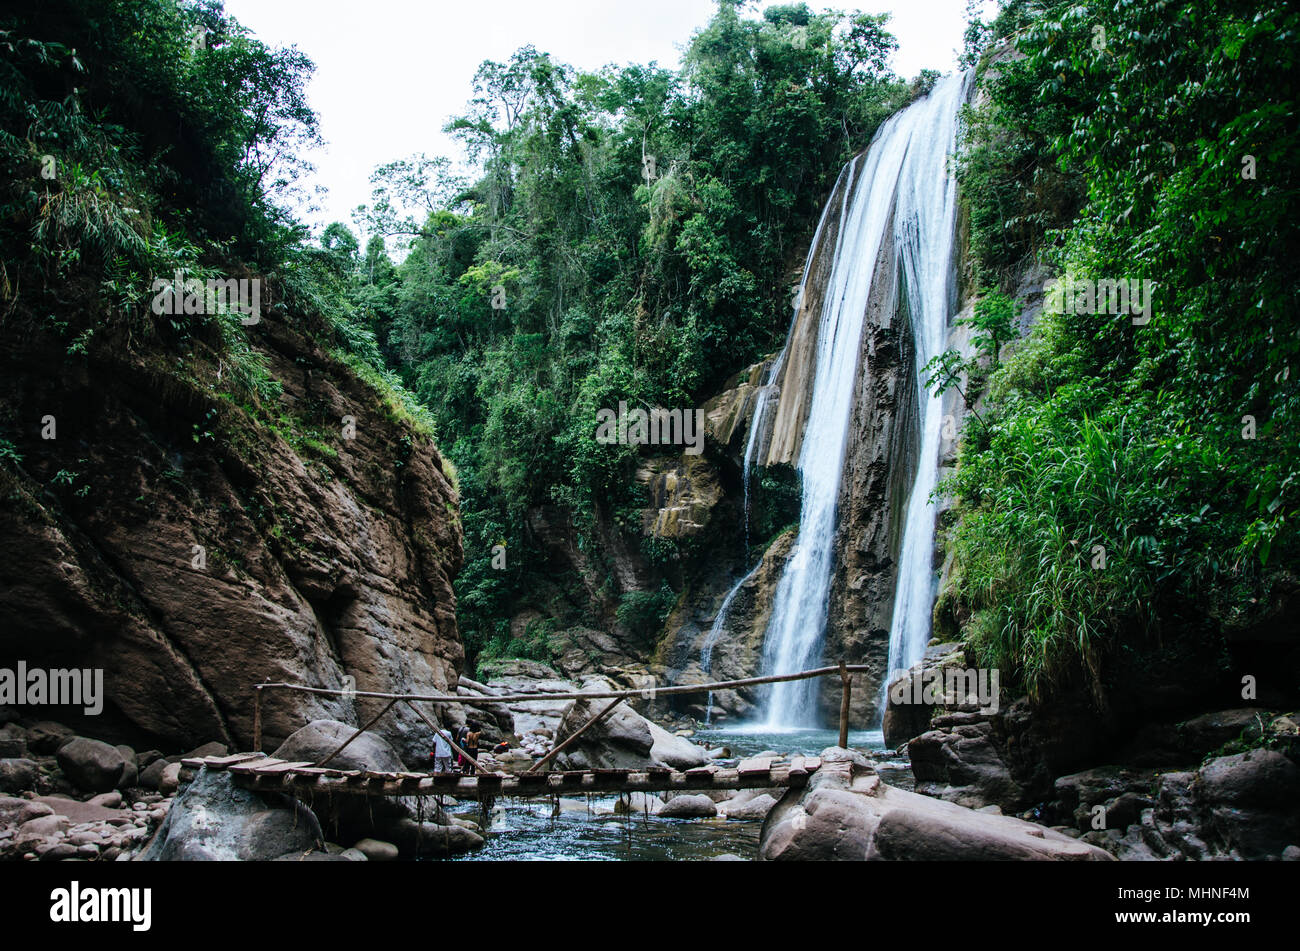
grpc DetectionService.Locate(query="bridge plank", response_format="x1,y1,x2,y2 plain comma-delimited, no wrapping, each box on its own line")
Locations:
250,761,317,774
737,756,775,777
185,753,268,770
229,757,287,774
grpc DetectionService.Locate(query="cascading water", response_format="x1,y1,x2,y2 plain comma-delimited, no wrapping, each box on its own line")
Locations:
881,72,974,696
699,318,790,725
754,72,973,729
698,560,759,725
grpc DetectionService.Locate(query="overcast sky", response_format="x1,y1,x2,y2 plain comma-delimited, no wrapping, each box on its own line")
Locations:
219,0,987,234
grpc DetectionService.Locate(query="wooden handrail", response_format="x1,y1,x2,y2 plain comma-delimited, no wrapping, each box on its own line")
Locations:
253,664,871,707
252,663,867,757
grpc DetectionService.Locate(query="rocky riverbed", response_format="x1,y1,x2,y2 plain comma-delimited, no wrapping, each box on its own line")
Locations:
8,654,1295,862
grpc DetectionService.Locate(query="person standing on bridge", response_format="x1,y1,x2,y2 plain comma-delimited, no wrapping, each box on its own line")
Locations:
431,727,453,773
461,720,482,774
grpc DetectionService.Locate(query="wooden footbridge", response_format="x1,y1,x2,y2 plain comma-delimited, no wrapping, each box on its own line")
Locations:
180,751,833,800
217,662,872,802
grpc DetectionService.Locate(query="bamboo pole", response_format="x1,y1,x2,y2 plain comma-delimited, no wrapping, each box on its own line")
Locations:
838,660,851,750
526,697,624,774
254,664,874,707
402,699,482,775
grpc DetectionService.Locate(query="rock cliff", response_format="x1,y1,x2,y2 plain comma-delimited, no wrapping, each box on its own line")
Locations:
0,310,464,761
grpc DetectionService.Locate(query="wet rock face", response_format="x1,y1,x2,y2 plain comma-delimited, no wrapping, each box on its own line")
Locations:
880,641,969,747
0,320,463,761
654,531,797,723
821,218,923,725
635,455,723,539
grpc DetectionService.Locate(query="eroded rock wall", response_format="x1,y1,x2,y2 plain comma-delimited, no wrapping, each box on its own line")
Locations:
0,316,463,762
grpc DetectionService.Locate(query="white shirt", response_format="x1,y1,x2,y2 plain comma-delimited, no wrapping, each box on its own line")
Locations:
433,730,451,757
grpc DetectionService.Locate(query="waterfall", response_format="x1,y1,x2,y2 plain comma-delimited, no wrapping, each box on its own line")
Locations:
698,560,760,725
754,72,972,728
699,298,790,725
881,72,974,696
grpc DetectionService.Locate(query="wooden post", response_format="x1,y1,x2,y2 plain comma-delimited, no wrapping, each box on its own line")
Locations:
838,660,851,750
253,685,264,753
527,697,624,774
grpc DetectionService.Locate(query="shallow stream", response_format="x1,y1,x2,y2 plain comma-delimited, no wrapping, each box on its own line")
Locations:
446,727,912,861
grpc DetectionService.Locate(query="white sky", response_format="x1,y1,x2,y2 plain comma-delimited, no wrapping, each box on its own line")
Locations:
219,0,988,234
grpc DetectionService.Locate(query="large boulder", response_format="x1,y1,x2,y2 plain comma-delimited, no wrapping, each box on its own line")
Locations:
352,838,399,862
138,758,169,791
0,795,53,826
0,758,39,794
55,737,132,792
908,717,1026,810
31,795,129,825
1050,765,1158,831
555,697,708,771
272,720,406,773
1111,752,1300,861
759,749,1113,862
647,721,707,770
25,721,73,755
555,698,655,770
720,792,778,821
13,814,70,854
271,721,416,846
1192,750,1300,859
0,732,26,759
880,642,968,748
387,817,483,858
181,742,229,761
657,794,717,819
139,768,323,861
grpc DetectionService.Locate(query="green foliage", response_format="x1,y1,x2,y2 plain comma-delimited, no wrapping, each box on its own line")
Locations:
337,3,910,662
616,586,677,641
943,0,1300,705
478,615,556,666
